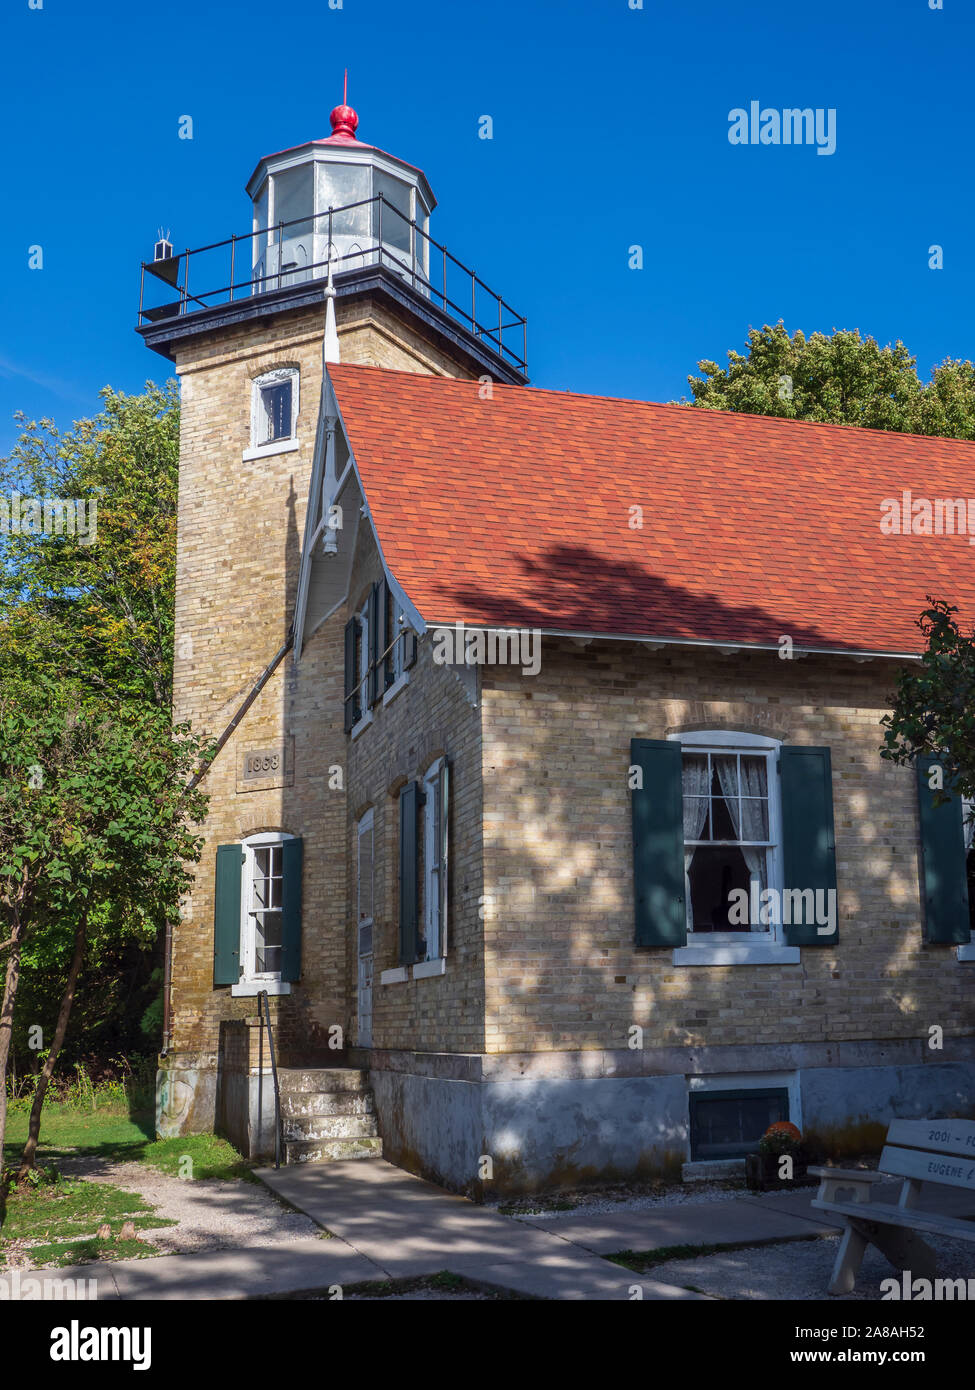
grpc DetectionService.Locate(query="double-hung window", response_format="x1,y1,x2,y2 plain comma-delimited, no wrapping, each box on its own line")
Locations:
213,833,303,993
398,760,449,972
246,368,299,459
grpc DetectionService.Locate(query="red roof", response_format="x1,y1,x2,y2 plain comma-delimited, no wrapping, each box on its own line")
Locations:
329,363,975,656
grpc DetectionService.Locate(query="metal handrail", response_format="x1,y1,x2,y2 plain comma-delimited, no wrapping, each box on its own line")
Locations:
138,194,527,372
256,988,282,1169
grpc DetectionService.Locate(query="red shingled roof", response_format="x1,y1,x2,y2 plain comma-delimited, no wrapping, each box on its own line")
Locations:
329,362,975,656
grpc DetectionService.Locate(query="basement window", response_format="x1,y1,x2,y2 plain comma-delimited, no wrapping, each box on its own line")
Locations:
688,1087,790,1161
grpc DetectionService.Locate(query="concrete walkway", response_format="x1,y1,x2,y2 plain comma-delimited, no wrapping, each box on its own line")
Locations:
256,1159,705,1300
26,1165,974,1301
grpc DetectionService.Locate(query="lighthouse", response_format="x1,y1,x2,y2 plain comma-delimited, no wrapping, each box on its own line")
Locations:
140,98,526,1149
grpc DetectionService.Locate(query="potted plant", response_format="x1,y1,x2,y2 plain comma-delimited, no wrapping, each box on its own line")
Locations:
745,1122,808,1191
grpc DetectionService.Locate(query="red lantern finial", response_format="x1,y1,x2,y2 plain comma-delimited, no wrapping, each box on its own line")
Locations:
330,70,358,140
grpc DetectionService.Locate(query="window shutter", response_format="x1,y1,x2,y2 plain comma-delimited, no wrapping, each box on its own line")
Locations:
630,738,686,946
368,583,381,706
213,843,243,986
280,836,303,982
344,616,359,732
440,760,450,956
381,578,394,690
399,781,420,964
357,817,374,922
780,745,838,946
404,627,417,670
916,756,970,944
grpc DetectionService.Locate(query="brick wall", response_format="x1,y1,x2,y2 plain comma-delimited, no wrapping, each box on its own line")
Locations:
480,638,975,1055
345,530,486,1054
167,299,479,1071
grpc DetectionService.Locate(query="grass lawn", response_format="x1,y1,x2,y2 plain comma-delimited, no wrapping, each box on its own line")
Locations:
3,1106,252,1180
2,1103,254,1267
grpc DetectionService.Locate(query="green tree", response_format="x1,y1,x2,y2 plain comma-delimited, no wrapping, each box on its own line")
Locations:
0,674,208,1175
684,322,975,439
881,600,975,798
0,382,179,709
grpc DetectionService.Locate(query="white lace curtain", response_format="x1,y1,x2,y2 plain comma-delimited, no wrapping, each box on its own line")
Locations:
714,755,767,931
682,757,710,931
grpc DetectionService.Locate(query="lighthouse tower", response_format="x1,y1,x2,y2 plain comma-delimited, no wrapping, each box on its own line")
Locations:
140,101,526,1145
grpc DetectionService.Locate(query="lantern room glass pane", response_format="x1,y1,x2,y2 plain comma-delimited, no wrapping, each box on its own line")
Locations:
375,172,412,255
315,162,372,239
272,164,314,240
253,181,268,271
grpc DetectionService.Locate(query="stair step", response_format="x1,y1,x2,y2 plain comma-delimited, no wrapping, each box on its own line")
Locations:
280,1091,375,1118
283,1114,379,1142
284,1136,383,1164
276,1068,369,1093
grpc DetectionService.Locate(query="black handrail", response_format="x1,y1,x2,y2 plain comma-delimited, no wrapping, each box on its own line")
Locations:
256,989,282,1169
138,193,528,372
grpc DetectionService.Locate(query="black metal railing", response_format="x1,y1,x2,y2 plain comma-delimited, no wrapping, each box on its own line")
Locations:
256,989,282,1170
138,193,527,373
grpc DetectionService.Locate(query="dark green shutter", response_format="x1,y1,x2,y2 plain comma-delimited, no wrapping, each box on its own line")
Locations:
916,756,970,944
368,583,380,706
399,781,420,964
281,836,304,981
404,628,417,670
780,745,838,945
213,843,243,986
343,617,358,732
630,738,686,946
381,578,394,690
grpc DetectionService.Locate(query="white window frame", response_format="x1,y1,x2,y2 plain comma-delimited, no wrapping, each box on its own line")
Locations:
668,730,798,966
356,808,375,935
421,757,447,964
232,831,293,996
245,367,300,460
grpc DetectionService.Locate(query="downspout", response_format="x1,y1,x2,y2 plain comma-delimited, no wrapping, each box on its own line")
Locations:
160,625,296,1058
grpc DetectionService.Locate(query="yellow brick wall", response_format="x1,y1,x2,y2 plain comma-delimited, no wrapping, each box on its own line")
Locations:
168,298,479,1068
480,639,975,1055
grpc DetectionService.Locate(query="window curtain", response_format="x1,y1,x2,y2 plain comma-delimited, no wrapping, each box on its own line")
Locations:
682,756,710,930
714,755,767,931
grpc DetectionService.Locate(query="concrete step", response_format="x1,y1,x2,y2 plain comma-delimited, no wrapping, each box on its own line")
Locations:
280,1090,375,1119
283,1114,380,1142
284,1136,383,1164
276,1068,369,1093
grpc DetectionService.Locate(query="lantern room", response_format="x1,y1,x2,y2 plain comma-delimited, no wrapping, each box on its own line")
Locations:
244,102,436,292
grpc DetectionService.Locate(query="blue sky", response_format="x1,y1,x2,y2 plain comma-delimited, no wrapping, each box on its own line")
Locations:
0,0,969,456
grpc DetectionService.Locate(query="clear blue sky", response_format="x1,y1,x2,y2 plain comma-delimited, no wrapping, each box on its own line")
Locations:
0,0,969,456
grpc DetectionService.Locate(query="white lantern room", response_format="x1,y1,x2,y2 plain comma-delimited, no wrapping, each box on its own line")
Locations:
244,103,436,293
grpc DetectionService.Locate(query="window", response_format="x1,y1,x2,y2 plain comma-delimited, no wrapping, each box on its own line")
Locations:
689,1087,790,1161
249,368,298,455
421,759,448,961
357,809,374,930
398,763,449,969
212,834,303,993
344,579,416,731
681,742,778,935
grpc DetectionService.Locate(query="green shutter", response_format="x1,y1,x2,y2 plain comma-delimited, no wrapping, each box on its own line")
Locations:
213,843,243,986
399,781,420,964
368,583,380,706
343,617,358,732
281,836,304,981
780,745,838,946
630,738,686,947
916,757,970,944
381,577,394,690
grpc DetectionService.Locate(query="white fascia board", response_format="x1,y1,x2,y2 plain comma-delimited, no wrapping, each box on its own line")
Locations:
422,621,922,664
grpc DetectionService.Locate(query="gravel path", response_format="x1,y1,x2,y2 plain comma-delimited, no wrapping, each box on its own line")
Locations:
60,1156,320,1254
643,1232,975,1301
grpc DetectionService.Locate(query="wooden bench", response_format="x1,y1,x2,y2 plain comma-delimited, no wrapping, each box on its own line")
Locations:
810,1118,975,1294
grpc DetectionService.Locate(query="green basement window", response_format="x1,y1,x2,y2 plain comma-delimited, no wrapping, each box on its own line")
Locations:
689,1087,790,1161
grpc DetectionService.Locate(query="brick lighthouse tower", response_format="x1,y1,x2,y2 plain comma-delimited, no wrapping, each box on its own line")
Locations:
138,97,526,1153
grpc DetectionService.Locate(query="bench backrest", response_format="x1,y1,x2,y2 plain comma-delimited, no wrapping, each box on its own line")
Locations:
880,1118,975,1192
